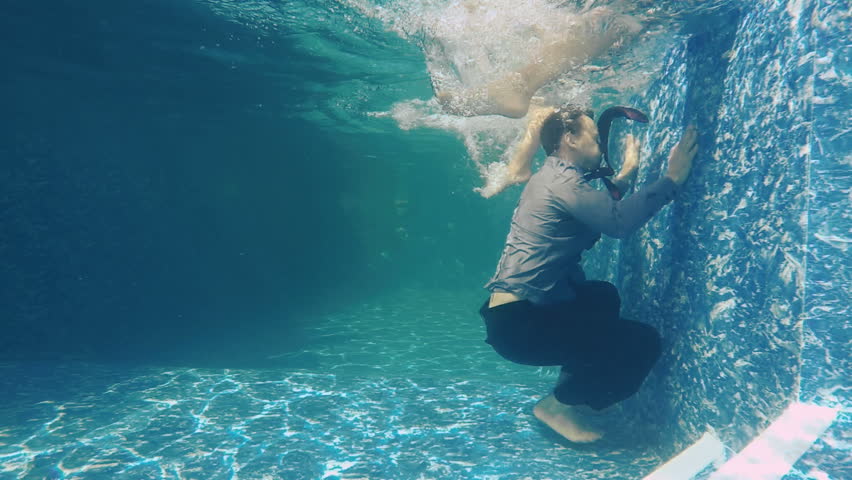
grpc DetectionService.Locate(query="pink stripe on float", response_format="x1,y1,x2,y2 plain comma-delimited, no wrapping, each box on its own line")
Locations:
708,402,839,480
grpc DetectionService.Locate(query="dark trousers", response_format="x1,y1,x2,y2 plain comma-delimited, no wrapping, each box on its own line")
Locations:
479,281,661,410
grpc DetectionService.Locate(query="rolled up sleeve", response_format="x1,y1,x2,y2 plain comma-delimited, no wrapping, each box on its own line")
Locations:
552,176,679,238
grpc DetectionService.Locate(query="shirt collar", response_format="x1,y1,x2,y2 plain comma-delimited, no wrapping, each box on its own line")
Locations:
546,156,585,174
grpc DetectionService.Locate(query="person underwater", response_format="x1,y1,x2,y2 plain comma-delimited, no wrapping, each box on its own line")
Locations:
480,104,699,442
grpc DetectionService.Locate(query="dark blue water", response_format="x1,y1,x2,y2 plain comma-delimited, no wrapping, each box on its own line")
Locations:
1,0,848,479
0,0,500,367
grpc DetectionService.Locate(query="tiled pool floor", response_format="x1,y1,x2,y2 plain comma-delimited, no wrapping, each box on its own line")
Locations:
0,290,667,479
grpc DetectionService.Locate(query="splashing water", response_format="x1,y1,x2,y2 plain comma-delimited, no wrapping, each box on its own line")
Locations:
202,0,738,195
347,0,686,194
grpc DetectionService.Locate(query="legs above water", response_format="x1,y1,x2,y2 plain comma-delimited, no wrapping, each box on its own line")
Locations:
435,9,641,118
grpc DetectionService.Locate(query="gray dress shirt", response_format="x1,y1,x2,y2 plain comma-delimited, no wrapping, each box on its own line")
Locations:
485,156,678,304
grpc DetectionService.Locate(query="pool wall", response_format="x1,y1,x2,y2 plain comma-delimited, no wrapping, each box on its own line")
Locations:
582,0,848,473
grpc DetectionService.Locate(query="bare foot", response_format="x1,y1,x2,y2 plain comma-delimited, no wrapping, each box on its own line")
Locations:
434,87,461,114
533,394,603,443
476,161,531,198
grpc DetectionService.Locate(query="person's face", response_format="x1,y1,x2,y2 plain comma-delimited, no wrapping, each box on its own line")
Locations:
563,115,602,169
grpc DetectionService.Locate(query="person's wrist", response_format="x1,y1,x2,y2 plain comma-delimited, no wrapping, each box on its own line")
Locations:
665,172,683,186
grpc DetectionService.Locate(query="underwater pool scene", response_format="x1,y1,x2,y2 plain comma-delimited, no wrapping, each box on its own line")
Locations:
1,0,848,479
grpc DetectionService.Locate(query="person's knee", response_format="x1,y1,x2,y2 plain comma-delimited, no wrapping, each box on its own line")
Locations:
603,282,620,302
498,99,531,119
578,281,620,317
579,281,619,300
603,283,621,313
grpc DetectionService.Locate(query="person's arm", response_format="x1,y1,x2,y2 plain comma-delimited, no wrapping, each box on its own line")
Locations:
664,125,698,186
561,177,678,238
506,105,557,175
612,134,640,192
557,126,698,238
478,105,557,198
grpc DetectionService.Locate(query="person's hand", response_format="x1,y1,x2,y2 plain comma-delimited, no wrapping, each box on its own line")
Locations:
666,125,698,186
528,105,557,126
620,134,640,177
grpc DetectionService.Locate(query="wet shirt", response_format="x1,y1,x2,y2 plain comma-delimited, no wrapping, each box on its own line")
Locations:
485,156,678,305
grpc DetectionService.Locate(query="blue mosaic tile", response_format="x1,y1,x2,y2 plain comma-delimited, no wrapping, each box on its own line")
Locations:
0,291,673,479
583,1,849,475
583,1,823,459
799,0,851,409
0,366,662,479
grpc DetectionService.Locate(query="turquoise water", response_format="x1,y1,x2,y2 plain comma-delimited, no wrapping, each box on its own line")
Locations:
1,0,848,479
1,291,667,479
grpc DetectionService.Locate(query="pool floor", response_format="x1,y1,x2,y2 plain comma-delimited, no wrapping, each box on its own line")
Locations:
1,290,668,479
